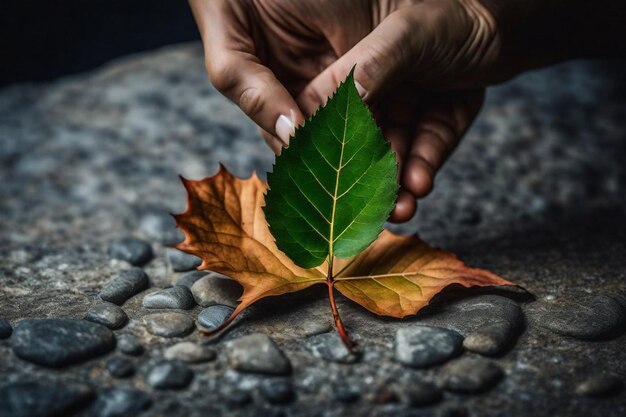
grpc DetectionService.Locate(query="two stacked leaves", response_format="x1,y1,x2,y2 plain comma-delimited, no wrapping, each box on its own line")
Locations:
174,71,512,347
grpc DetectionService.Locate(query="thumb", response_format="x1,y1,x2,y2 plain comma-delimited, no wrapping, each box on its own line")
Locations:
297,9,420,114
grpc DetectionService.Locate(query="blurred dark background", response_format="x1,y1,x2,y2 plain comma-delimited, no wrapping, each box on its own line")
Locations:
0,0,199,87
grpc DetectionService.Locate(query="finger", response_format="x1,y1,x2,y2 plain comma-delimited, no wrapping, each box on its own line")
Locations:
297,9,420,113
389,189,417,223
190,0,304,144
403,91,485,197
259,128,283,155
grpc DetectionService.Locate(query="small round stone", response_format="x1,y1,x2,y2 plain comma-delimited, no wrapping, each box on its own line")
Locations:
227,333,292,375
144,313,194,338
164,342,216,363
107,237,153,266
197,305,234,331
145,360,194,390
575,374,623,397
191,274,242,307
176,271,208,289
117,335,144,356
306,333,359,364
395,326,464,368
298,320,332,337
11,318,116,367
85,302,128,329
99,267,150,306
259,379,295,404
139,210,184,245
142,286,195,310
403,381,442,407
0,319,13,339
222,387,253,406
167,248,202,272
91,388,151,417
105,356,135,378
440,357,504,393
526,295,625,340
0,382,94,417
334,387,360,403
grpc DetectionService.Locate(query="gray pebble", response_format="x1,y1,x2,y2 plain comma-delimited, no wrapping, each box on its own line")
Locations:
105,356,135,378
222,386,253,406
526,295,625,340
0,382,94,417
228,333,292,375
395,326,464,368
107,237,153,266
139,210,184,244
144,312,194,338
176,270,208,289
259,378,295,404
298,320,333,337
197,305,234,331
575,374,623,397
167,248,201,272
463,321,519,356
117,335,144,356
306,332,359,364
91,388,152,417
85,302,128,329
440,357,504,393
11,318,115,367
164,342,216,363
142,286,195,310
334,387,360,403
403,381,442,407
99,267,149,305
145,360,193,389
0,319,12,339
191,274,242,307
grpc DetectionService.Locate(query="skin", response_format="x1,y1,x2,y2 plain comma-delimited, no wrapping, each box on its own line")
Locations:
189,0,626,222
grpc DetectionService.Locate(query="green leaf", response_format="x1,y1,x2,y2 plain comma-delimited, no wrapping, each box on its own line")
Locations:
264,69,398,269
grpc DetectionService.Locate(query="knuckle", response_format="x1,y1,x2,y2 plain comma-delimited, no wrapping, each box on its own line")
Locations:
237,85,265,117
205,58,237,93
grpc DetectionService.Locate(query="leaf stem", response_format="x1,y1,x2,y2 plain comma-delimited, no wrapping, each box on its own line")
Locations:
327,256,356,351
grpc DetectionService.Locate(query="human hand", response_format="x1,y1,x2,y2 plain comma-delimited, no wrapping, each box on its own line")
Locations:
189,0,504,222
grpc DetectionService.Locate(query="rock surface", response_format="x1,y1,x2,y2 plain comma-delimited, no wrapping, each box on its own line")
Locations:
575,375,623,397
440,357,504,393
116,334,144,356
175,270,208,288
142,286,195,310
306,333,359,364
105,356,135,378
227,333,292,375
144,312,194,338
259,378,295,404
197,304,234,330
395,326,464,368
11,318,116,367
191,274,242,307
0,319,12,338
0,382,93,417
99,268,150,305
91,388,152,417
84,302,128,329
145,361,194,389
167,248,201,272
107,237,153,266
164,341,216,363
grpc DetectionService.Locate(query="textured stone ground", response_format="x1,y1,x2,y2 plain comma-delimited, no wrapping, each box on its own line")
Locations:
1,43,625,417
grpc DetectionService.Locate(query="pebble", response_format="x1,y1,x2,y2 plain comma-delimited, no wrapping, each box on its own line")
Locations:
228,333,292,375
0,319,12,339
423,295,524,356
145,360,194,389
139,210,184,244
142,286,195,310
334,387,361,403
575,374,623,397
117,334,144,356
11,318,116,367
403,381,442,407
91,388,152,417
395,326,464,368
107,237,153,266
197,305,234,330
526,295,625,340
298,320,333,337
144,312,194,338
191,274,242,307
164,342,216,363
306,333,359,364
0,382,94,417
105,356,135,378
99,267,150,305
259,378,296,404
440,357,504,393
176,270,208,288
222,387,253,406
84,302,128,329
167,248,202,272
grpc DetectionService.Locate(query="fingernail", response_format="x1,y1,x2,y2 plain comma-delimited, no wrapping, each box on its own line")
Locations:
354,80,367,99
275,111,296,146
